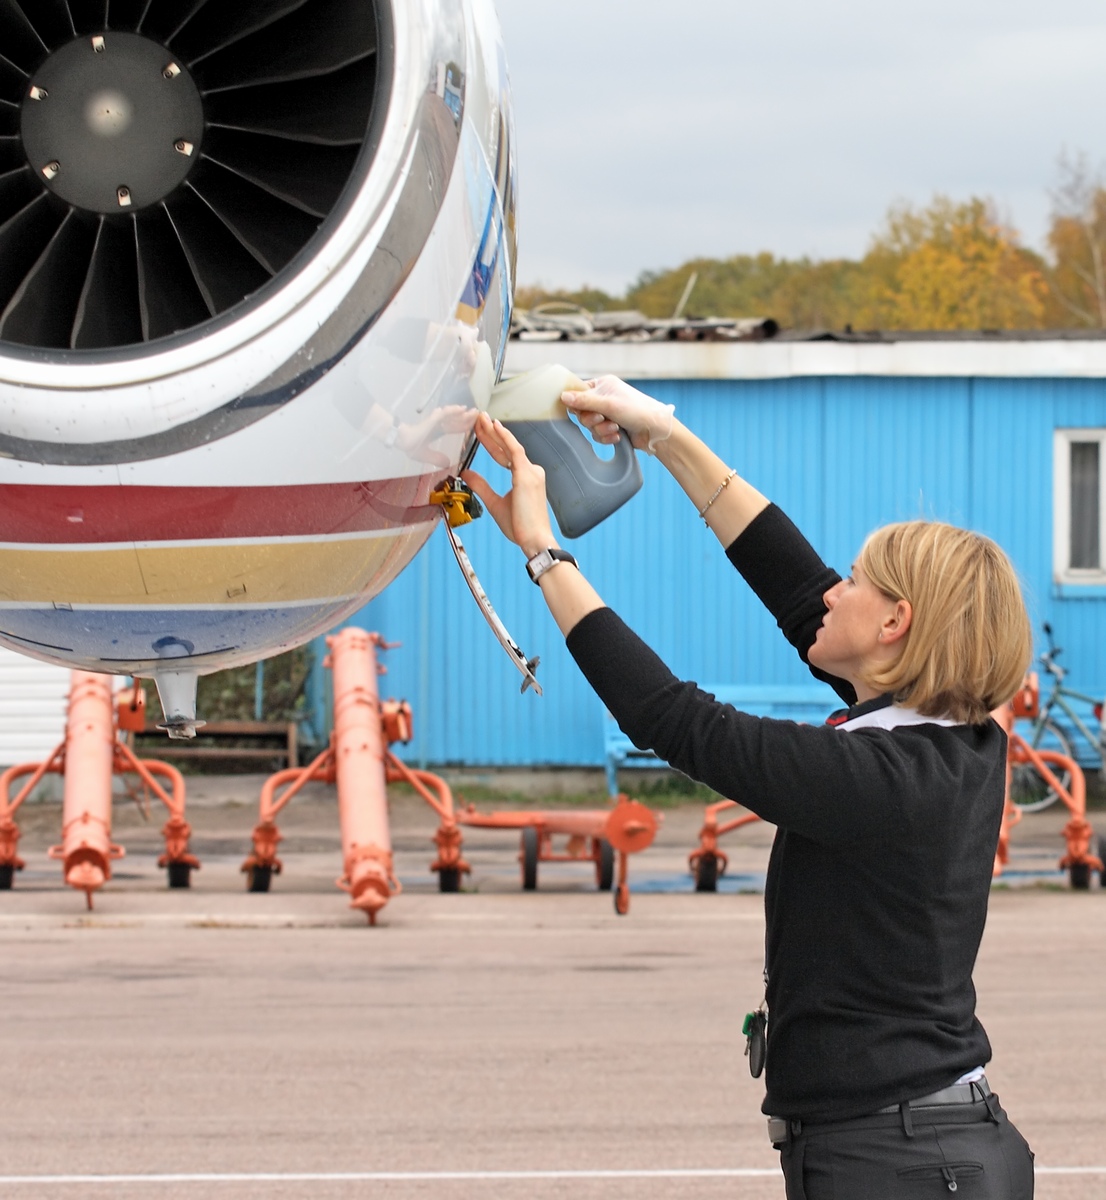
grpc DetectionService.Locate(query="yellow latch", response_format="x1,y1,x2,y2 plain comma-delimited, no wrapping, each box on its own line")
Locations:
430,478,483,528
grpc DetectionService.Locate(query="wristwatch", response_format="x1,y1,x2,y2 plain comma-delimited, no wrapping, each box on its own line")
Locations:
526,547,578,584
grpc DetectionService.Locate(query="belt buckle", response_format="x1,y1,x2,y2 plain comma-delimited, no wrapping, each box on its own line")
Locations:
767,1116,790,1145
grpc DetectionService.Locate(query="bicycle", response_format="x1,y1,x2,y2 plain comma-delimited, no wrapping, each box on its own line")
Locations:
1011,623,1105,812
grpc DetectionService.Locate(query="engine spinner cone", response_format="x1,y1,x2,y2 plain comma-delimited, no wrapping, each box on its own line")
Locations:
21,33,204,214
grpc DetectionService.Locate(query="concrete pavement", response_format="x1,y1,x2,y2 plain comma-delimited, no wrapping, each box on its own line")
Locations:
0,777,1103,1198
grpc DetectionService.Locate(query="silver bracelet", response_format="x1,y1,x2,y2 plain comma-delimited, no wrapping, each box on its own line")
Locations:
698,469,738,520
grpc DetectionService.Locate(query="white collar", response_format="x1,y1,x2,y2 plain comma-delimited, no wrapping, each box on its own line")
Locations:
838,705,961,732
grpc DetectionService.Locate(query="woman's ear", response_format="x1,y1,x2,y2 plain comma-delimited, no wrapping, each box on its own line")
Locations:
880,599,912,645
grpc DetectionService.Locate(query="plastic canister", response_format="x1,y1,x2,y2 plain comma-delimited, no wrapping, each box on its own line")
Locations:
487,365,643,538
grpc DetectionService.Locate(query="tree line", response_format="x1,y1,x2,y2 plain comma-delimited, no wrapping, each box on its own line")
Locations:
517,156,1106,332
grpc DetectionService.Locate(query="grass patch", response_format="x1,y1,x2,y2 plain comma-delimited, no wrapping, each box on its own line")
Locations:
388,776,723,811
393,782,613,810
628,773,726,808
990,881,1070,892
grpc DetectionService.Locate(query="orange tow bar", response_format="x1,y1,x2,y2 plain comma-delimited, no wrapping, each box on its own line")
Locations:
456,795,658,914
242,627,469,923
993,689,1102,887
0,672,195,908
687,799,762,892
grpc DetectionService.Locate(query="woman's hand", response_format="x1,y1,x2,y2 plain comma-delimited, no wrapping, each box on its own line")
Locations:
463,416,609,636
560,375,676,454
461,413,558,556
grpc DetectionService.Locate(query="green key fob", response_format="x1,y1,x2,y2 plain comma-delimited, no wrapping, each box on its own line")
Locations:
743,1010,766,1078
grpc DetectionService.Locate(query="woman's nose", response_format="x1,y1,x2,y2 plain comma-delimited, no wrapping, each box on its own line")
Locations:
824,581,843,608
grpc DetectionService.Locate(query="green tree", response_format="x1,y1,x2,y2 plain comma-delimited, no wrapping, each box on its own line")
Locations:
516,194,1062,333
514,284,621,312
624,253,866,329
141,647,311,724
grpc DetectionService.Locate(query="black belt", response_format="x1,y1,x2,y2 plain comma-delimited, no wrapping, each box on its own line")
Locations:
768,1076,996,1146
875,1076,990,1114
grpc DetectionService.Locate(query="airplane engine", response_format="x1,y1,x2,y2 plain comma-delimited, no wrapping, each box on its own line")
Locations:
0,0,516,732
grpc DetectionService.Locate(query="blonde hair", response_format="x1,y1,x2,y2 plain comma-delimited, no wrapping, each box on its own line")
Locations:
857,521,1032,725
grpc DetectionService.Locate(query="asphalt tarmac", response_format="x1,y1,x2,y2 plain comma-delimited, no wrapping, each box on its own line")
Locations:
1,776,1104,1199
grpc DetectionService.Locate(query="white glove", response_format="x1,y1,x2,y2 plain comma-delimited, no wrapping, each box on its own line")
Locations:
561,376,675,454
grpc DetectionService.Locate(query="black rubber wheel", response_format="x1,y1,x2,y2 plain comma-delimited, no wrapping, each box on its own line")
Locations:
166,862,192,889
439,866,461,893
695,853,719,893
1100,836,1106,888
521,826,539,891
1010,720,1074,812
595,839,615,891
0,863,13,890
1070,861,1092,890
247,865,273,893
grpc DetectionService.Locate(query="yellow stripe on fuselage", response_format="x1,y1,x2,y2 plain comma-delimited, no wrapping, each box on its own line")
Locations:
0,533,414,606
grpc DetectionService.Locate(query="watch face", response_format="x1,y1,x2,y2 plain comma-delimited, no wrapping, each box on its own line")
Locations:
527,549,552,581
527,548,576,582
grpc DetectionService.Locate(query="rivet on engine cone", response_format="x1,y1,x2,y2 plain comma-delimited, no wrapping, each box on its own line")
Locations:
117,186,132,207
29,86,48,100
42,161,60,180
163,62,181,79
174,139,194,156
91,35,106,53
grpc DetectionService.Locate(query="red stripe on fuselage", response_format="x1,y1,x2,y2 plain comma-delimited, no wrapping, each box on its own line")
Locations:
0,478,442,544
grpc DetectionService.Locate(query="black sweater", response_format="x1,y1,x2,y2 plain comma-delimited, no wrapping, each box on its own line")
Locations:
565,504,1006,1122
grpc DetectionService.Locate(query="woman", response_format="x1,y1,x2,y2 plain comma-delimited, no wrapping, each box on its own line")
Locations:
462,376,1036,1199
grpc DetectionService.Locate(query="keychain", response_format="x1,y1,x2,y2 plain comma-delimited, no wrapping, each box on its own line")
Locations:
743,1004,767,1078
744,968,768,1079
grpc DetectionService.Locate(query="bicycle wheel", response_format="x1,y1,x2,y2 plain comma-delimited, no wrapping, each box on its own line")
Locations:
1010,719,1074,813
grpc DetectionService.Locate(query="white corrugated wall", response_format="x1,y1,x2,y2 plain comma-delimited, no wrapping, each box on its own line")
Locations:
0,647,70,765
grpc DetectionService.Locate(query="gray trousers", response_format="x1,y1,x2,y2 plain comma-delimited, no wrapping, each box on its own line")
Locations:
778,1094,1034,1199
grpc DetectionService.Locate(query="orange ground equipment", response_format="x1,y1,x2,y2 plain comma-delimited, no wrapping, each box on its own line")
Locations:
241,627,469,924
993,680,1103,888
456,795,659,914
687,799,762,892
0,672,196,908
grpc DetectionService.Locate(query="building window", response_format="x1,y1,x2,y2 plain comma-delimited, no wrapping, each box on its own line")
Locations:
1055,429,1106,583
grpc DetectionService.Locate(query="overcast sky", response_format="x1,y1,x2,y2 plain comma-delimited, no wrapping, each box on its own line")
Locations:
492,0,1106,294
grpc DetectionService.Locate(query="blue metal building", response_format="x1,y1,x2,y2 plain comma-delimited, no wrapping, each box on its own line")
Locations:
342,334,1106,767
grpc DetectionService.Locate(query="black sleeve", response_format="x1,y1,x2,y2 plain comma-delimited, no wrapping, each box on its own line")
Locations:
566,607,925,844
725,504,855,705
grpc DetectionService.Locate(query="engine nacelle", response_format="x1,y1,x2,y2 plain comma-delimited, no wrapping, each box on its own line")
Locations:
0,0,516,731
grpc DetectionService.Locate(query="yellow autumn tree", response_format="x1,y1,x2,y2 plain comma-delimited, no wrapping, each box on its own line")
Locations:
1044,152,1106,328
857,197,1049,330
